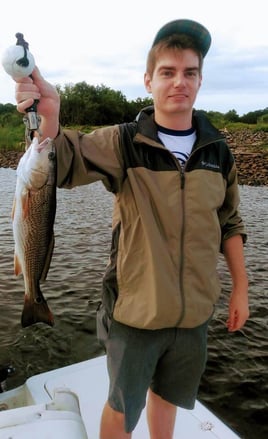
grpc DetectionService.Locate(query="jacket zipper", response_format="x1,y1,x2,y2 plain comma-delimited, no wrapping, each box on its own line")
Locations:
167,139,219,326
178,165,186,325
174,139,222,325
146,138,223,326
165,151,186,325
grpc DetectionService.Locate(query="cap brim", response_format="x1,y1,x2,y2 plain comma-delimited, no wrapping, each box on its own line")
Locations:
152,19,211,57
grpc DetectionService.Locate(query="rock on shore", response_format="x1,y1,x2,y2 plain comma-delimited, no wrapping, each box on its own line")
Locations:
222,129,268,186
0,129,267,185
0,150,23,170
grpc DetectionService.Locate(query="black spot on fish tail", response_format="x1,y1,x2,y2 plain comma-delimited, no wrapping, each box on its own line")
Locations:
21,295,54,328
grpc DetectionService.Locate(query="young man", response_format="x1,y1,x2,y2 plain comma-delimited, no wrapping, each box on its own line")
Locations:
14,19,249,439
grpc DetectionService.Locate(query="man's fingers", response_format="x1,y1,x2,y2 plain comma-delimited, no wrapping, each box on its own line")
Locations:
227,310,238,332
17,98,35,113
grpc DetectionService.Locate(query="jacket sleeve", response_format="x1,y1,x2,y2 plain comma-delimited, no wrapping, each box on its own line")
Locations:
54,125,125,193
218,160,247,248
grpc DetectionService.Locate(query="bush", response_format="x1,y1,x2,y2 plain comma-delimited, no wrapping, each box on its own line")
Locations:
0,125,25,151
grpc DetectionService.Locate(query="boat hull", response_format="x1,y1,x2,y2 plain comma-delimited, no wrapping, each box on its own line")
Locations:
0,355,240,438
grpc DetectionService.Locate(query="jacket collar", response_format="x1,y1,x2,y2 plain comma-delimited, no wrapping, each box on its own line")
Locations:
135,106,224,147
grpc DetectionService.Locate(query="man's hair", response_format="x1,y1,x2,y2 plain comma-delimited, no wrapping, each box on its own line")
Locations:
146,34,204,77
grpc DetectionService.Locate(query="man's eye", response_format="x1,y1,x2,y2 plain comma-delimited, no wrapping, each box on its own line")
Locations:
186,71,198,78
162,70,172,77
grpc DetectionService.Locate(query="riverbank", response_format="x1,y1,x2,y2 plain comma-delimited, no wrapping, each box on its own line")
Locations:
0,129,267,185
223,128,268,185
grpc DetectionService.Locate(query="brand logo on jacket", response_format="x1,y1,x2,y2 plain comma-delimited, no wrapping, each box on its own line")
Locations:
201,161,220,170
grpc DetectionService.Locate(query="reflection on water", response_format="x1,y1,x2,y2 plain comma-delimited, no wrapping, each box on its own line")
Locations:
0,168,267,439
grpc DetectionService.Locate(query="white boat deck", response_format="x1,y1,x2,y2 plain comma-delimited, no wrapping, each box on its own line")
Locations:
0,355,240,438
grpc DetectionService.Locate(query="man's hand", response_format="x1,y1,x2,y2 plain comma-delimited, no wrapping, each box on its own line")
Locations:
15,67,60,140
226,288,249,332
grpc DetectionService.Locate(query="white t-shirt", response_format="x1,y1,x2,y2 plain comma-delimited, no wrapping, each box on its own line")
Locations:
157,125,196,168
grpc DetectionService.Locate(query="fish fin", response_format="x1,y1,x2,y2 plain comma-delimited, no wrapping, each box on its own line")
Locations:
14,253,22,276
40,233,55,281
21,293,54,328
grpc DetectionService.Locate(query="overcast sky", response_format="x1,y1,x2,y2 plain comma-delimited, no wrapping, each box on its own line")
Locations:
0,0,267,115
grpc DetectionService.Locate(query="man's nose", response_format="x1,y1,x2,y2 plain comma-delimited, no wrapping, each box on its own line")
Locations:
173,73,185,86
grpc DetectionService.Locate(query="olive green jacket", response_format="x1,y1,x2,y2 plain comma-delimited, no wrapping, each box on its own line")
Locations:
55,107,246,329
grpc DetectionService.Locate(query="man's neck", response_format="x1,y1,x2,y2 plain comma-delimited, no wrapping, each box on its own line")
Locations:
154,110,193,131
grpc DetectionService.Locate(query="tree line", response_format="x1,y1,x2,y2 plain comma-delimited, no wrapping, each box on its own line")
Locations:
0,81,267,128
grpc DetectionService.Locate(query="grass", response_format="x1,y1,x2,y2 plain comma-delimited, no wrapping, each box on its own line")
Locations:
0,125,25,152
0,122,267,152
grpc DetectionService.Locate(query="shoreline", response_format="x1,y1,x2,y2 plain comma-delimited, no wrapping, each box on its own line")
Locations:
223,128,268,185
0,129,267,185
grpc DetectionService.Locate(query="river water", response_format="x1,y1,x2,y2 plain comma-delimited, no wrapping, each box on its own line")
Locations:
0,167,267,439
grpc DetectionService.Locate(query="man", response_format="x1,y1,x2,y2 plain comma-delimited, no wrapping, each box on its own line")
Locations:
15,19,249,439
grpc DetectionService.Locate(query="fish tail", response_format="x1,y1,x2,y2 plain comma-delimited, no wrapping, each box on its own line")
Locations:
21,294,54,328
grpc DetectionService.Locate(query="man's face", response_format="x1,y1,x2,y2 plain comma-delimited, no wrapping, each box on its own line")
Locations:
144,48,202,124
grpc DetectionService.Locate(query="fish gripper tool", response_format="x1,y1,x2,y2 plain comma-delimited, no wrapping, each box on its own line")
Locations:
15,33,41,141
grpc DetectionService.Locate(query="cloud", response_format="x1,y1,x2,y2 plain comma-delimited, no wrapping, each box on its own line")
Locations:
1,0,267,116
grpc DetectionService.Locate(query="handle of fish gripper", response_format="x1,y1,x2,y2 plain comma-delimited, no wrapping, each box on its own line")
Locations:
25,98,40,131
26,97,38,113
25,71,39,131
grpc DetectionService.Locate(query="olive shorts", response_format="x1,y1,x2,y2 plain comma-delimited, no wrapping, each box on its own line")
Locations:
104,317,210,433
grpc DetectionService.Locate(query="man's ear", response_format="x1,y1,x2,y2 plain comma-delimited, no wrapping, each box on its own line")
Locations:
144,72,152,93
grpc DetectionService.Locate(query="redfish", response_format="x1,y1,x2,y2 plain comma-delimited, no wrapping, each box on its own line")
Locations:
12,137,56,327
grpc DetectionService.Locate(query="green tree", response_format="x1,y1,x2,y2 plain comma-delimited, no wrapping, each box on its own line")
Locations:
202,110,225,127
224,109,239,123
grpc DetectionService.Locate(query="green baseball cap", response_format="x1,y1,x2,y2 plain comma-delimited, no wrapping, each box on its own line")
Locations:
152,19,211,57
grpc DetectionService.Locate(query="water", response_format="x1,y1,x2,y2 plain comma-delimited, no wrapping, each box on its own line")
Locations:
0,167,267,438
